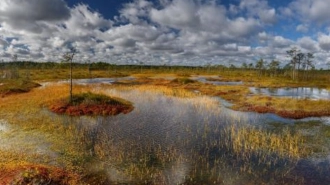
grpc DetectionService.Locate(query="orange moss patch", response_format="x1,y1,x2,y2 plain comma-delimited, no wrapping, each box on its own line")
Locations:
0,164,80,185
49,92,134,116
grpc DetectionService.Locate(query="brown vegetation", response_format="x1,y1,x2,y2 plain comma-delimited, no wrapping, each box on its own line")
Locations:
0,164,80,185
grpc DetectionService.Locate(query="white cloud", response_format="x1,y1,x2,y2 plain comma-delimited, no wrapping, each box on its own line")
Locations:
297,36,318,52
0,0,329,67
296,24,309,33
238,46,252,53
318,33,330,51
63,4,112,38
0,0,70,34
272,36,294,48
239,0,277,24
0,0,70,22
119,0,153,24
286,0,330,24
150,0,201,30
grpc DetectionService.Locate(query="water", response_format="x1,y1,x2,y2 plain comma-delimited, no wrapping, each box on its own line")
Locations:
250,87,330,100
48,84,330,184
191,75,243,85
39,77,135,87
0,119,58,162
31,80,330,184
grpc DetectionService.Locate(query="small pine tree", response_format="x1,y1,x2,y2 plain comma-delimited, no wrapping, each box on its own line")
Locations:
62,47,77,104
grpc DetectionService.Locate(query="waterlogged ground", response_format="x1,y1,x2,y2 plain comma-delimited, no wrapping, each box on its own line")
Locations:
0,119,58,163
1,79,330,184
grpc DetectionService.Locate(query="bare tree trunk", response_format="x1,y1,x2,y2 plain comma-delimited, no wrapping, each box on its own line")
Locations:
70,58,73,104
292,63,296,81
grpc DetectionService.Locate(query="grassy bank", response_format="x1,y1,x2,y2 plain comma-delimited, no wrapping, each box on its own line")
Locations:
233,95,330,119
0,79,40,97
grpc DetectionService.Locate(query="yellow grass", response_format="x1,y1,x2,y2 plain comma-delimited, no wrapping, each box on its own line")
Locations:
229,125,310,159
0,85,95,179
110,84,198,98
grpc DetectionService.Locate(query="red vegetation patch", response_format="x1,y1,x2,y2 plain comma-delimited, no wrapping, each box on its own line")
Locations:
49,93,134,116
49,102,133,116
0,164,79,185
242,104,330,119
276,110,330,119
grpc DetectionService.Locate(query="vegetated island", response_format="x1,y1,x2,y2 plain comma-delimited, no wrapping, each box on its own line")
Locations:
0,79,40,97
49,92,134,116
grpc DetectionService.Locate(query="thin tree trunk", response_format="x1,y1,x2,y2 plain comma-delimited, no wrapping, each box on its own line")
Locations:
70,58,73,104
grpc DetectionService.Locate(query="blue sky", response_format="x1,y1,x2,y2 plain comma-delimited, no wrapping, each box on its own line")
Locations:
1,0,330,68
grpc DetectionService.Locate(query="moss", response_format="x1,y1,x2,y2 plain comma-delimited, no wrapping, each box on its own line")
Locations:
0,79,40,97
171,77,197,84
69,92,126,105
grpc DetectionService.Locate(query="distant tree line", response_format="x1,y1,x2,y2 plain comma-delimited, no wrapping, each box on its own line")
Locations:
235,48,320,81
0,47,329,82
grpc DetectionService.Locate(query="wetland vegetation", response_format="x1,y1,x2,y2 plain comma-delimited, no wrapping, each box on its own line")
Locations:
0,61,330,184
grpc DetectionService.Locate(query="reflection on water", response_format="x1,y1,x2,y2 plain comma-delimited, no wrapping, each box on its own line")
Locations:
47,85,330,184
73,77,136,85
39,77,135,87
250,87,330,100
191,76,243,85
0,119,58,162
71,91,227,184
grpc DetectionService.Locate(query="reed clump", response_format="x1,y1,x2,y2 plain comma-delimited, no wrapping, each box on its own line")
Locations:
229,125,310,159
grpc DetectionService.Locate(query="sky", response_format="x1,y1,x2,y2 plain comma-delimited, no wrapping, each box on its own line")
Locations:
1,0,330,68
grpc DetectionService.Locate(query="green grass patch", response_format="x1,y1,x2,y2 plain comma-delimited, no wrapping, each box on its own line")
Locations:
69,92,129,106
0,79,40,96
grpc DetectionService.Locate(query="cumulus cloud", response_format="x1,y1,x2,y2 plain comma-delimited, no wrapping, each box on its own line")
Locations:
285,0,330,24
0,0,70,33
0,0,70,21
296,24,309,32
298,36,318,52
271,36,294,48
0,0,329,67
239,0,277,24
0,37,8,47
119,0,153,24
318,33,330,51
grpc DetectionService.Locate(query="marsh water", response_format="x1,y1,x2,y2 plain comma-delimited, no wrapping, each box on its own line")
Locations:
191,76,243,85
42,78,330,184
250,87,330,100
11,78,330,184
